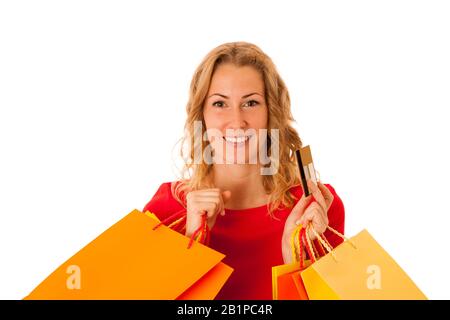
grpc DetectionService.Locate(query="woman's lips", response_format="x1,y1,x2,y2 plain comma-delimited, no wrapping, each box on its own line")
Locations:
223,135,251,147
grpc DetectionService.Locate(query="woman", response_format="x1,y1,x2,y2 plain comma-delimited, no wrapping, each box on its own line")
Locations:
143,41,345,300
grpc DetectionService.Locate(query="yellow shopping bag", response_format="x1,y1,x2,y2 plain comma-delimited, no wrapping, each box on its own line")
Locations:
301,226,427,300
25,209,233,300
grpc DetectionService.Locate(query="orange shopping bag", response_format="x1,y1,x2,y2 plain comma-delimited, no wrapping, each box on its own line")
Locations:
25,209,233,300
272,225,311,300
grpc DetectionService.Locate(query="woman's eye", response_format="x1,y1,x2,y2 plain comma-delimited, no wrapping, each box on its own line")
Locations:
212,101,225,107
212,100,259,108
244,100,259,107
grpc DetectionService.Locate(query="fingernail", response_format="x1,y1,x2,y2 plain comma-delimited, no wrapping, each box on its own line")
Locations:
295,220,301,226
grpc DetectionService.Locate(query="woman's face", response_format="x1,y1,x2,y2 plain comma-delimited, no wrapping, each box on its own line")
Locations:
203,63,268,164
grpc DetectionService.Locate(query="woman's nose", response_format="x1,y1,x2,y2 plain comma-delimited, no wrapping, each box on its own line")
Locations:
228,106,247,129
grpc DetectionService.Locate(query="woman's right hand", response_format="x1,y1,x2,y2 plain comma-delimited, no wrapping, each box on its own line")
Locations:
185,188,232,238
281,180,333,264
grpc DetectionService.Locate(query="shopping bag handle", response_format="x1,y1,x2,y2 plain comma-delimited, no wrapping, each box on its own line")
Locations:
307,223,357,262
187,213,209,249
152,209,186,230
307,224,337,261
152,209,210,249
290,224,303,265
290,224,319,266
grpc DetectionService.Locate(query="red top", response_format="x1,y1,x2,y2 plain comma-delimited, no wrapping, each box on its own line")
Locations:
143,182,345,300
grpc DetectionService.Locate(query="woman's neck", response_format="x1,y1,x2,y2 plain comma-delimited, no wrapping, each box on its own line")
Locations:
210,164,269,210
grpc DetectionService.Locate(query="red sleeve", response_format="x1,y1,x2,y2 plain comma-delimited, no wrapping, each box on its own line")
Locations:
142,182,186,221
321,183,345,248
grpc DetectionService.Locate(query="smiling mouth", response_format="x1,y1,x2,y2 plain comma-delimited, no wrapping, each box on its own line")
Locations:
223,135,251,144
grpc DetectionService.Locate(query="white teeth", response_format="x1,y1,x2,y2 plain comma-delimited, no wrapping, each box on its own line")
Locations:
224,136,250,143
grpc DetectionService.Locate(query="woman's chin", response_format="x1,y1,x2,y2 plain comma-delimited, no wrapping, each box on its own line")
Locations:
214,153,260,165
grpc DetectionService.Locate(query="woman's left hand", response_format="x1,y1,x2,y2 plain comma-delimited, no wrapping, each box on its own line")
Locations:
281,180,334,263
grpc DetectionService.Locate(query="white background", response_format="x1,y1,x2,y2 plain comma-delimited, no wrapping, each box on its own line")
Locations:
1,0,449,299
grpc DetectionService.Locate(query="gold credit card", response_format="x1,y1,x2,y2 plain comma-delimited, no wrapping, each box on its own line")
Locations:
295,145,317,197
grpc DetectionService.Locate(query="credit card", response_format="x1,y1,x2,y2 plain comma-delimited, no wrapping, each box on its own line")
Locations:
295,145,317,197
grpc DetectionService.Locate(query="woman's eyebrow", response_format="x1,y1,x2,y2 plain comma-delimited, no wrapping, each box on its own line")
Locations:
207,92,263,99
